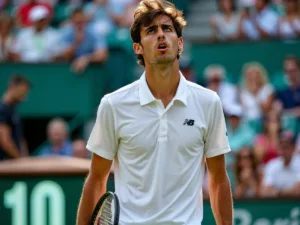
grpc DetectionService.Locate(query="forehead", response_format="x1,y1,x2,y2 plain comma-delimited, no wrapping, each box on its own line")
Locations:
285,59,298,68
143,14,174,28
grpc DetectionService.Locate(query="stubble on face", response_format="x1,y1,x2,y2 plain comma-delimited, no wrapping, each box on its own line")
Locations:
139,15,181,67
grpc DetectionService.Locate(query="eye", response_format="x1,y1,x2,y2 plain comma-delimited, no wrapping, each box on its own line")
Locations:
146,28,155,34
164,27,172,31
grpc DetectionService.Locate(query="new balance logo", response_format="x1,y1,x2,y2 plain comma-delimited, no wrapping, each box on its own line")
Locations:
183,119,195,126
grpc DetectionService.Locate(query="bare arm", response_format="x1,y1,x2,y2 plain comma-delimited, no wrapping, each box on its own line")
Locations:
76,153,113,225
260,94,274,115
72,49,108,73
20,138,29,157
260,184,280,197
279,182,300,197
206,154,233,225
0,123,21,158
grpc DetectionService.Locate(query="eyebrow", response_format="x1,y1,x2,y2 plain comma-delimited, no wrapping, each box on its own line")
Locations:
144,23,174,32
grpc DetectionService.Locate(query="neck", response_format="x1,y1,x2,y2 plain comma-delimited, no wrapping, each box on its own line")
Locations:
35,27,44,33
52,141,65,150
224,11,232,17
284,157,292,167
145,62,180,107
257,6,266,13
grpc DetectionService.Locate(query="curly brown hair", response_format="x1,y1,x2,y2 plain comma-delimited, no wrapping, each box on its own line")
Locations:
130,0,187,66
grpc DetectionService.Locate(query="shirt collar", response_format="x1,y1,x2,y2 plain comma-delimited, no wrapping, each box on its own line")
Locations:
138,71,188,106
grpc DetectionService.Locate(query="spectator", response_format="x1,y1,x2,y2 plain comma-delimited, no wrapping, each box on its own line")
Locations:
234,147,261,198
253,110,280,165
240,62,274,122
72,139,89,158
225,104,255,168
9,5,61,62
204,64,238,115
278,0,300,39
110,0,140,28
39,118,73,156
261,130,300,197
0,75,31,160
16,0,52,28
60,8,108,73
241,0,279,40
276,56,300,117
84,0,114,36
0,12,14,62
179,56,200,84
210,0,241,41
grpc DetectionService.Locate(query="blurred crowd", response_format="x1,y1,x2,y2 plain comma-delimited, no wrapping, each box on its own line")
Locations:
0,0,139,71
210,0,300,41
180,54,300,199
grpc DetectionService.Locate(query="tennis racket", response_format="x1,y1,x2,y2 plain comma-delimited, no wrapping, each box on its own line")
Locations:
89,192,120,225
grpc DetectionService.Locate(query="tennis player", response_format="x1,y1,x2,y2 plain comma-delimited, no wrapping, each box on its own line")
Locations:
77,0,233,224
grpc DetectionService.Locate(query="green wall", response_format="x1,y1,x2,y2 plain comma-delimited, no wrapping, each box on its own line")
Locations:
191,39,300,84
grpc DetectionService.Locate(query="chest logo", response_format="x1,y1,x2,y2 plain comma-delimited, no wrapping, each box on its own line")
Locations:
183,119,195,126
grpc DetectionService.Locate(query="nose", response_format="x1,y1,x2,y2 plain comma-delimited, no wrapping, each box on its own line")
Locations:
157,27,165,40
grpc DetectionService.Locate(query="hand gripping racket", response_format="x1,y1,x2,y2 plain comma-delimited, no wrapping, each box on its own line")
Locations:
89,192,120,225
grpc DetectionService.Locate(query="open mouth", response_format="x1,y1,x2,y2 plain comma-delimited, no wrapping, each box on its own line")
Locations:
157,42,168,51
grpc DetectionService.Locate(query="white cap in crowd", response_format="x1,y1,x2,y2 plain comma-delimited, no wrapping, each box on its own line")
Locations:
227,104,244,117
29,5,49,22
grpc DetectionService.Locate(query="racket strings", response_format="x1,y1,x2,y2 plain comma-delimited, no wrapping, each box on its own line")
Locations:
98,199,114,225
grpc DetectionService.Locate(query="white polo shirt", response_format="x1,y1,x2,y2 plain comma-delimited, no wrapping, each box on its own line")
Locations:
263,154,300,190
87,72,231,225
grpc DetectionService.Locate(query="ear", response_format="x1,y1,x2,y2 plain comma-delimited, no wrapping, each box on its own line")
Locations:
178,37,184,53
133,43,143,55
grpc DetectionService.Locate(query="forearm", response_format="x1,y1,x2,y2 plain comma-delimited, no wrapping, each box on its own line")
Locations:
76,173,107,225
209,176,233,225
89,49,108,63
256,25,270,38
279,184,300,197
0,139,20,158
62,45,79,61
21,139,29,157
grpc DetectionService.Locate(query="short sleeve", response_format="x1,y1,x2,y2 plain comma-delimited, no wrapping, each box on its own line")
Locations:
259,12,279,36
86,96,118,160
93,33,107,51
60,27,73,50
204,94,231,158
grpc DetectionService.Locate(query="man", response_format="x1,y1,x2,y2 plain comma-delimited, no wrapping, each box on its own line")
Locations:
203,64,238,115
77,1,233,225
261,131,300,197
39,118,73,157
9,5,61,62
276,56,300,116
241,0,279,40
72,139,89,158
60,8,108,73
274,56,300,135
16,0,52,27
0,75,31,160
